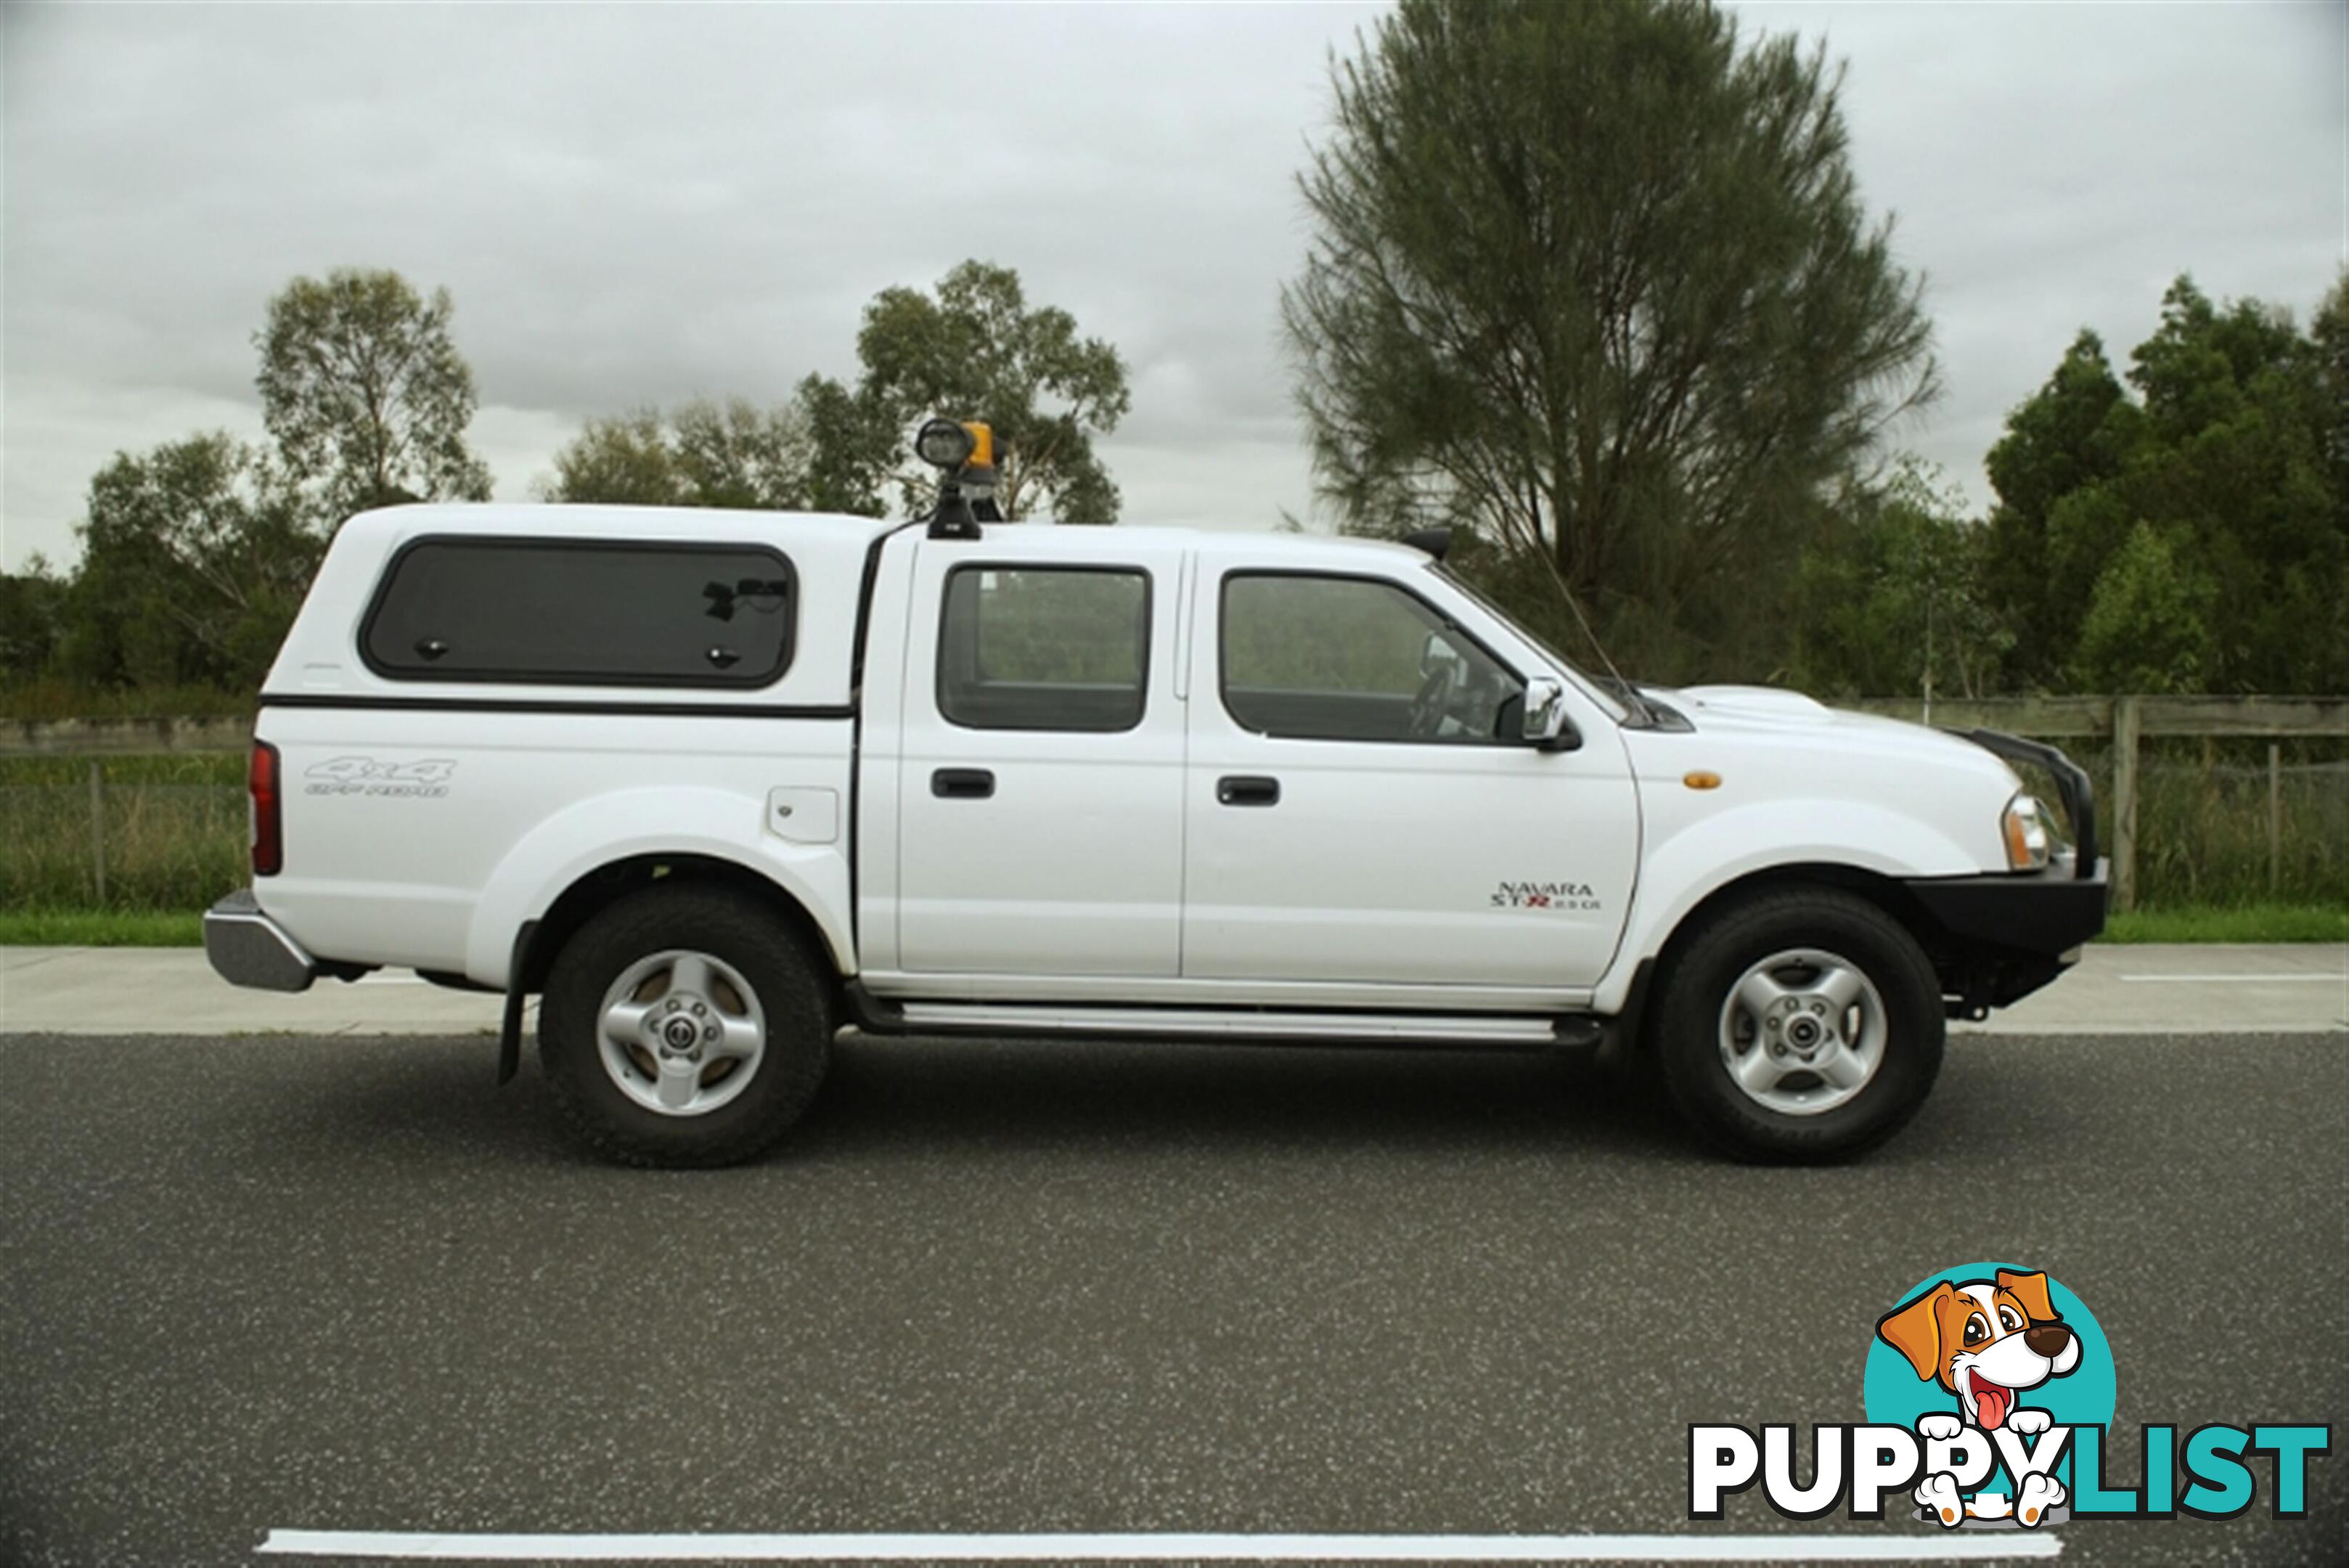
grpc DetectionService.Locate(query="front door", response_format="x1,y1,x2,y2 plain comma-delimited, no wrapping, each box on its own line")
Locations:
1182,560,1639,989
894,534,1186,977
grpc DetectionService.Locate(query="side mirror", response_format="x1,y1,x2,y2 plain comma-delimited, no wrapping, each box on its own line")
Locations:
1522,676,1580,751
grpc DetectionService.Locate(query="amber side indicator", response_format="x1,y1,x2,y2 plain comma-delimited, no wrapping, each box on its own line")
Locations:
1683,770,1723,791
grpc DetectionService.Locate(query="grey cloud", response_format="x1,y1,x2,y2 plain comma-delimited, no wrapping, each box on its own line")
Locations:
1754,1,2348,504
4,1,2341,568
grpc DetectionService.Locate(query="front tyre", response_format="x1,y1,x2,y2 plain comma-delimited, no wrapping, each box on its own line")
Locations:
539,884,832,1167
1652,886,1943,1162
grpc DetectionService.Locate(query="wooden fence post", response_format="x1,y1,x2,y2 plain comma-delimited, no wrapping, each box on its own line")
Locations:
2110,695,2141,914
2268,742,2282,895
87,759,108,907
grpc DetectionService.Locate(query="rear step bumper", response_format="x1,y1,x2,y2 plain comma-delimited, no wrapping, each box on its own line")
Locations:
203,889,319,993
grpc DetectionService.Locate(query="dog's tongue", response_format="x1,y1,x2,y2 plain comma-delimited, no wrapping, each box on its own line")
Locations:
1971,1373,2012,1432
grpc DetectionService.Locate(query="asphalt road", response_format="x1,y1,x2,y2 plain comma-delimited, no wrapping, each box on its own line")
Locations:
1,1029,2342,1567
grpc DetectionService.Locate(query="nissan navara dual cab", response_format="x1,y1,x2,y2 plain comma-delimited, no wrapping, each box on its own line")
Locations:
206,423,2106,1166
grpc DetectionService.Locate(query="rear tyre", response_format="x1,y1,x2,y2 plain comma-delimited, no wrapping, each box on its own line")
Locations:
1651,886,1942,1163
538,883,833,1167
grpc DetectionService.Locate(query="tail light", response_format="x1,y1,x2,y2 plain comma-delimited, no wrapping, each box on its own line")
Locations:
250,740,283,877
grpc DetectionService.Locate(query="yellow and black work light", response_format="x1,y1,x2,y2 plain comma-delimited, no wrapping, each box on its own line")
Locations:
919,417,1000,539
915,417,978,470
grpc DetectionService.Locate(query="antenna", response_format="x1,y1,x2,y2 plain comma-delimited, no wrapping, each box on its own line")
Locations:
1524,542,1651,725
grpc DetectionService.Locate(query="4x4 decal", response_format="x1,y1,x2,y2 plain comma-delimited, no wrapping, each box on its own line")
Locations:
304,756,456,799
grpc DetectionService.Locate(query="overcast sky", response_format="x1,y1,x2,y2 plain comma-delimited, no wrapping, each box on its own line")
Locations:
4,1,2342,571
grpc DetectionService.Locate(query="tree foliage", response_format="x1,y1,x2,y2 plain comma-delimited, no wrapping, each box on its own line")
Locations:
1283,0,1936,679
256,267,494,520
541,388,894,516
544,399,809,510
2070,520,2213,694
1789,461,2006,701
1979,331,2141,681
855,261,1130,525
539,410,679,507
793,372,896,518
536,262,1120,524
1984,274,2348,693
0,557,68,685
57,435,324,689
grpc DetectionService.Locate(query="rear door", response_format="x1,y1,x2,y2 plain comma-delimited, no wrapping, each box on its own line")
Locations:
892,532,1187,976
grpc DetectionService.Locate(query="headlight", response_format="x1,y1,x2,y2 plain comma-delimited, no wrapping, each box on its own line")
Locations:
2001,793,2053,871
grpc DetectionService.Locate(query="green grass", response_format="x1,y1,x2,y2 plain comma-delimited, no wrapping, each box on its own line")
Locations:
0,909,203,946
2102,902,2349,944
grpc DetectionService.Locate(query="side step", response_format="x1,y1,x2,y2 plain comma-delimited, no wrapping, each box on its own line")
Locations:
851,989,1604,1048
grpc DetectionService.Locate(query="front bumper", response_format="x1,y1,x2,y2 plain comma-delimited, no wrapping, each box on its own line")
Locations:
1905,854,2110,1014
1906,855,2111,957
1914,727,2109,1015
203,889,319,992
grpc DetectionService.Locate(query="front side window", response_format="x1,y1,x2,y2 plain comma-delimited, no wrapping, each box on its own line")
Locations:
1221,572,1524,743
938,565,1150,732
361,537,796,687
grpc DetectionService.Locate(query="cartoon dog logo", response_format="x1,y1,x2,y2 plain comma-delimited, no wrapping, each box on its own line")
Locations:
1876,1268,2081,1527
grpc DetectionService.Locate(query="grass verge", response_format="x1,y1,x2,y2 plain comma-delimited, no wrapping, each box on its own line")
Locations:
0,910,204,947
2101,902,2349,944
4,903,2342,950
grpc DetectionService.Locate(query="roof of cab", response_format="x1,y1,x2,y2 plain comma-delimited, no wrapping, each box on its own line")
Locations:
1037,525,1436,564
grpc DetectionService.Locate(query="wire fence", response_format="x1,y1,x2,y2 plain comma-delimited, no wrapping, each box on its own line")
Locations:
2,755,248,911
2096,750,2345,906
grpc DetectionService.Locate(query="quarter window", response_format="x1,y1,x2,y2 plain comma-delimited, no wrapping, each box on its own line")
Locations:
938,565,1150,732
361,538,796,687
1221,573,1524,743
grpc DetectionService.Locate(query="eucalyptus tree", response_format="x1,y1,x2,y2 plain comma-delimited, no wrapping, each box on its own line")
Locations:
256,268,493,522
854,261,1130,525
1284,0,1936,677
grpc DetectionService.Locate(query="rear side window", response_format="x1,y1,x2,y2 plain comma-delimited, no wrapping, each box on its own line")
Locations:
361,537,796,687
937,565,1149,732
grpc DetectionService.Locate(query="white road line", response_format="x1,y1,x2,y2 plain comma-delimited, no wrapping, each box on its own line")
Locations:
1953,1023,2347,1036
255,1530,2062,1562
2119,974,2342,984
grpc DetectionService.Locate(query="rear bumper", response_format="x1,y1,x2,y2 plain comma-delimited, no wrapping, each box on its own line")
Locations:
1905,856,2110,1013
203,889,318,993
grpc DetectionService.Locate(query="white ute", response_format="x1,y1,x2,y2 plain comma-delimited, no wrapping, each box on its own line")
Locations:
206,420,2107,1165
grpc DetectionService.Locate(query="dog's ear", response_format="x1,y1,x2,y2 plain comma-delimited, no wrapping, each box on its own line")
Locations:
1877,1282,1953,1382
1997,1269,2059,1323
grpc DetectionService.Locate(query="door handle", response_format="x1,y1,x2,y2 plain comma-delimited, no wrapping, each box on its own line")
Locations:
1216,775,1280,807
931,767,996,800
